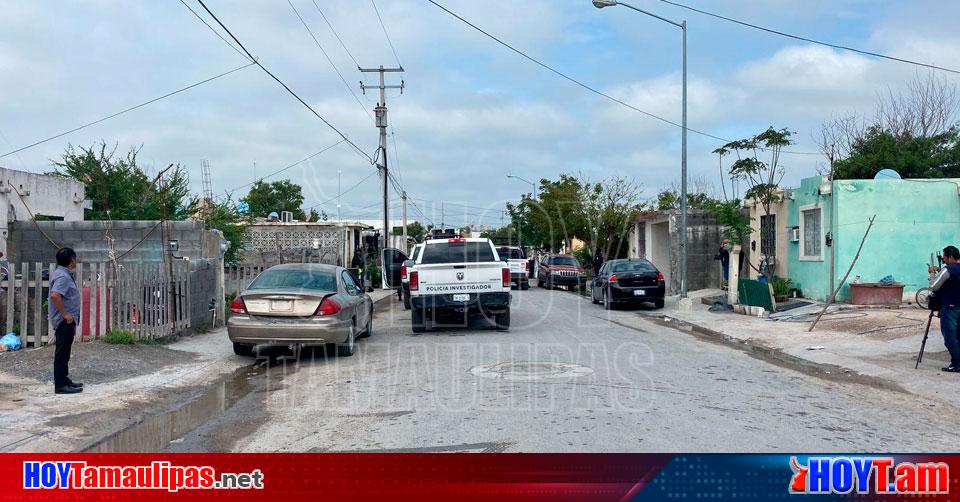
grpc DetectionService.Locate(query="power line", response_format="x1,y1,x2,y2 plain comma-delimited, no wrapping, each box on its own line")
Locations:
178,0,251,62
370,0,403,68
311,0,362,69
424,0,820,156
220,139,347,198
0,62,255,159
286,0,372,122
304,170,378,210
654,0,960,76
196,0,374,164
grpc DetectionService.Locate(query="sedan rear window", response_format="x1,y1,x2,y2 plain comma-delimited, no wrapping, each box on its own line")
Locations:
248,270,337,292
611,261,656,273
421,242,496,264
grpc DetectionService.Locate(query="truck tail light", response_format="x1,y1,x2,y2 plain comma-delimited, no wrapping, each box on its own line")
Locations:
230,296,248,314
525,261,530,271
401,264,407,280
502,267,511,287
448,237,466,243
314,297,341,316
409,271,419,291
657,272,665,282
609,274,618,283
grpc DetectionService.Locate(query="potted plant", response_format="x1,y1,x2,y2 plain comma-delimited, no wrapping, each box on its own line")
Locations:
772,278,793,303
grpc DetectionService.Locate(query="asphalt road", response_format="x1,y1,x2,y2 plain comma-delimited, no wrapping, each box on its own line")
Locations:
167,286,960,452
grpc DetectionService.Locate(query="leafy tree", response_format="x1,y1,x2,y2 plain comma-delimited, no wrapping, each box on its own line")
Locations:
190,196,248,265
52,142,191,220
831,126,960,179
525,175,586,251
713,127,793,276
391,221,426,242
654,189,716,211
580,176,646,261
242,180,308,220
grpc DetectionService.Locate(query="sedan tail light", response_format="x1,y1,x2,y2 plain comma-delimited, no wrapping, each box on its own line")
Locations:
401,265,408,280
409,271,419,291
657,272,665,282
314,297,341,316
502,267,511,287
230,296,248,314
609,274,618,283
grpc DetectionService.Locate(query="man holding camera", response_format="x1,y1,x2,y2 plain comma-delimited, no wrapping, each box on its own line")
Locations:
929,245,960,373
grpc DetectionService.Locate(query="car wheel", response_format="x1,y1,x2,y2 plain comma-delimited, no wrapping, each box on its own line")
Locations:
495,308,510,331
232,342,254,357
358,307,373,338
412,307,426,333
591,287,599,304
603,289,612,310
521,281,529,291
403,291,411,310
654,299,665,309
336,323,356,357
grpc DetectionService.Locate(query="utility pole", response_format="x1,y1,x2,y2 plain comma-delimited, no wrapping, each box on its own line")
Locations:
441,201,445,230
360,65,404,252
401,191,408,253
337,168,341,224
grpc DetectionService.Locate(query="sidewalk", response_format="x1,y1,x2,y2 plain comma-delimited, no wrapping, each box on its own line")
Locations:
0,288,397,452
647,289,960,409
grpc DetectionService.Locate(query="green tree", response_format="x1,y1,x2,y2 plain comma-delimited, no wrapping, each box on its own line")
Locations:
579,176,646,261
242,180,308,220
525,175,586,251
191,196,248,265
392,221,426,242
52,142,191,220
654,189,716,211
831,126,960,179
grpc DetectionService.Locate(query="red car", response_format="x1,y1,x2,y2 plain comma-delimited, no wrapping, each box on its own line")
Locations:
537,254,586,291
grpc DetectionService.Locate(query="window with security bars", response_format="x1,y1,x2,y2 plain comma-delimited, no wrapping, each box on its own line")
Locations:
801,207,822,260
760,214,776,257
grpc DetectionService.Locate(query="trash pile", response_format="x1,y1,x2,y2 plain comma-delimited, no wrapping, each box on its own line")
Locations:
0,332,21,352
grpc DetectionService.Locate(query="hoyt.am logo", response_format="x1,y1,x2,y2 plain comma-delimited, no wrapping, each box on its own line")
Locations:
789,456,949,495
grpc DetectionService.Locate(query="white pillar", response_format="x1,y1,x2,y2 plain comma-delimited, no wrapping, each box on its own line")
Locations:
728,244,741,305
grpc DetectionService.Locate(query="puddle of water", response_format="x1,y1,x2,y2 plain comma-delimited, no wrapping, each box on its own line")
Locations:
83,365,264,453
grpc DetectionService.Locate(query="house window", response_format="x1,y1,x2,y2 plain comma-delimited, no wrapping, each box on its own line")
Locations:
760,214,776,257
800,206,822,261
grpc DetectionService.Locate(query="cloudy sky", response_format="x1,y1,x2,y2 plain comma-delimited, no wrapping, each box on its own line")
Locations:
2,0,959,228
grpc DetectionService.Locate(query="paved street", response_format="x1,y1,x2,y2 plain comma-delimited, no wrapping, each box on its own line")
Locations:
168,287,959,452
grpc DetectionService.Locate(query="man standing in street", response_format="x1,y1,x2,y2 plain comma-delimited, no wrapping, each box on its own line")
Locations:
49,247,83,394
351,248,365,291
930,245,960,373
717,239,731,282
593,248,604,275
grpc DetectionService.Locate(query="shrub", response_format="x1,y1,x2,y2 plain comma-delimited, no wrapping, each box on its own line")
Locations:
103,329,136,345
772,278,793,297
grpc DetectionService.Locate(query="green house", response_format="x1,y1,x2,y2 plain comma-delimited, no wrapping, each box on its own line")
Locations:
786,175,960,302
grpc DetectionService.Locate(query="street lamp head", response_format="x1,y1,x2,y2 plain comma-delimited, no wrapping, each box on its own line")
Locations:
592,0,617,8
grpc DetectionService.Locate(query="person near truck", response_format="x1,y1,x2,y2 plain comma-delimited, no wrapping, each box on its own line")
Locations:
929,245,960,373
49,247,83,394
351,249,365,290
593,248,604,275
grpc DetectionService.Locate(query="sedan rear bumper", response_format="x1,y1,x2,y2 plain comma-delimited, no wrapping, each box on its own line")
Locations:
227,314,352,345
608,283,666,302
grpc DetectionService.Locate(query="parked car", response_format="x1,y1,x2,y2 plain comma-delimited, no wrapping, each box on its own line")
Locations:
408,237,511,332
227,263,373,357
401,243,424,310
537,254,586,291
590,258,665,309
497,246,529,290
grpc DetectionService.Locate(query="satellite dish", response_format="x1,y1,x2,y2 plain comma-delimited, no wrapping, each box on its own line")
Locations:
874,169,901,180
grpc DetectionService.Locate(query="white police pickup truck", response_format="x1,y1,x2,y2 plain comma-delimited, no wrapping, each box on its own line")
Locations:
407,237,511,332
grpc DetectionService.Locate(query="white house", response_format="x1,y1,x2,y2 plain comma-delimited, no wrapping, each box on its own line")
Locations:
0,167,90,256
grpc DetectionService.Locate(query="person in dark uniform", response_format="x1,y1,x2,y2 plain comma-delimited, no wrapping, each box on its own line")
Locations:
350,249,365,291
930,245,960,372
593,248,603,275
49,247,83,394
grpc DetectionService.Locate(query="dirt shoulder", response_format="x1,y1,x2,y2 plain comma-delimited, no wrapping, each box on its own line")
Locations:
0,328,246,452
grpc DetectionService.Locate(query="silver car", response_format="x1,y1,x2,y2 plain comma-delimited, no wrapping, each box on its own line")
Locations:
227,263,373,357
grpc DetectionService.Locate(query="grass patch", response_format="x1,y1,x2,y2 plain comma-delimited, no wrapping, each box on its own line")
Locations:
103,329,136,345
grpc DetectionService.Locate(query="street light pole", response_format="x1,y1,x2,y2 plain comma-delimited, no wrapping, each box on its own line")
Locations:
506,174,538,198
593,0,688,298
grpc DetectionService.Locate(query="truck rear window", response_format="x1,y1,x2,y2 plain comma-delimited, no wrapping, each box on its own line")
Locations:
498,247,525,260
421,242,496,264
